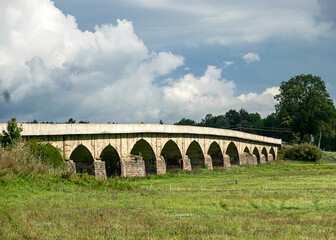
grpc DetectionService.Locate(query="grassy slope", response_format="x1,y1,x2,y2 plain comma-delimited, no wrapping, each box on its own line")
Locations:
1,155,336,239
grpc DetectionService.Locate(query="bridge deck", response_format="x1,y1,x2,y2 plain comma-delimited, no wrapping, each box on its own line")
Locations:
0,123,281,145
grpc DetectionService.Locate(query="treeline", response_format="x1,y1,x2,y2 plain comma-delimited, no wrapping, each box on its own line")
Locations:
174,109,284,139
26,118,90,124
174,109,336,152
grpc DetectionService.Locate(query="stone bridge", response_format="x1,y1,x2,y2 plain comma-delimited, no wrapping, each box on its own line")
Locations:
0,123,281,178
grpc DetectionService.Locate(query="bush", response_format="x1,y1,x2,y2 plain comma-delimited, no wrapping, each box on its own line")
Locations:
29,139,64,168
282,143,322,162
0,142,64,176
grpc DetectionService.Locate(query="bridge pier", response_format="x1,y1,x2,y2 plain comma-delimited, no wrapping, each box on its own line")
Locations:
93,159,107,179
268,154,274,162
182,155,192,171
121,155,146,177
223,154,231,167
240,153,257,165
204,154,213,170
65,159,76,174
260,155,266,164
156,156,166,175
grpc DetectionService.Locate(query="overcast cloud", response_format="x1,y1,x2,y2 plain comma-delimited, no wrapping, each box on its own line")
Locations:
0,0,335,123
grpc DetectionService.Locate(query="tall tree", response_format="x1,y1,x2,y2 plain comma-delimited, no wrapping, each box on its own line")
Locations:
274,74,336,143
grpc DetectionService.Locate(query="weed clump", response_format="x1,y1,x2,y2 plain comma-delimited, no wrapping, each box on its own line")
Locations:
282,143,322,162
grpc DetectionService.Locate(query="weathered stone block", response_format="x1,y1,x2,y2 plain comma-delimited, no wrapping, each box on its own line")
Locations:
157,156,166,175
121,155,146,177
182,155,192,171
65,159,76,173
204,154,213,170
223,154,231,167
94,159,107,179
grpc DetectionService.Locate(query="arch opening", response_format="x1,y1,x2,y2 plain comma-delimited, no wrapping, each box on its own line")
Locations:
100,145,121,177
186,141,204,168
262,147,268,162
244,147,250,154
208,142,223,167
253,147,261,164
226,142,239,165
70,145,94,175
270,147,276,161
130,139,157,175
161,140,183,172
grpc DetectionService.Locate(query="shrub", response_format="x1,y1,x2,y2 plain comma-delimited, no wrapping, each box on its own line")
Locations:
29,139,64,168
0,142,64,176
282,143,322,162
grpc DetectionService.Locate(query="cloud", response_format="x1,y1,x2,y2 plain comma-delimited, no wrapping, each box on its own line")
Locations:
242,52,260,64
120,0,335,46
223,61,234,68
0,0,278,123
163,66,278,120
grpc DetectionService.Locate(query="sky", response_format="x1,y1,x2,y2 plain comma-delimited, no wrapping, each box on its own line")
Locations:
0,0,335,124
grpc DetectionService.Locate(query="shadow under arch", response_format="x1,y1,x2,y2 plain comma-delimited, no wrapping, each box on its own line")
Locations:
186,141,204,168
161,140,183,171
270,147,276,161
244,147,250,154
70,144,94,175
130,139,157,175
226,142,239,165
253,147,261,164
208,141,223,167
100,145,121,177
262,147,268,162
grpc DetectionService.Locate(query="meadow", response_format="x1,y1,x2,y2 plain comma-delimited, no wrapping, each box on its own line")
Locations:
1,152,336,239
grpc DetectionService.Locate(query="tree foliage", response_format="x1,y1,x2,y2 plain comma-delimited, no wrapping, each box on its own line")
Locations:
274,74,336,142
0,118,23,147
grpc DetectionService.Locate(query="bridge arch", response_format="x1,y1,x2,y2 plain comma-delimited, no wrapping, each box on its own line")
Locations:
244,146,251,154
253,147,261,164
208,141,223,167
161,140,183,171
130,139,157,175
226,142,240,165
261,147,268,162
186,140,205,168
100,145,121,177
70,144,94,175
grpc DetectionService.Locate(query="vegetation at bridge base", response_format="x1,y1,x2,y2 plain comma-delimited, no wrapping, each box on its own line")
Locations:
281,143,322,162
29,139,64,168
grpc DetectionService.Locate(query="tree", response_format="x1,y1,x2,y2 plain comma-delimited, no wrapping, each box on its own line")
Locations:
67,118,76,124
274,74,336,144
174,118,197,126
0,118,23,147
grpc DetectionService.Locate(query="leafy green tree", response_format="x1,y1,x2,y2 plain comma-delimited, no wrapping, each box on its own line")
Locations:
275,74,336,143
225,109,241,126
174,118,197,126
0,118,23,147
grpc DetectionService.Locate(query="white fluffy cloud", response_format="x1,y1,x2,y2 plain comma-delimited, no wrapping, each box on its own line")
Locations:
242,52,260,64
0,0,279,123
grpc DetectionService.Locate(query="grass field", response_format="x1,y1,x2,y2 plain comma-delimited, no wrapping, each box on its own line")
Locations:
1,154,336,239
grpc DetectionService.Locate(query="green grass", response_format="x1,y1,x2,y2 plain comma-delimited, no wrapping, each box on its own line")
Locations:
1,154,336,239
